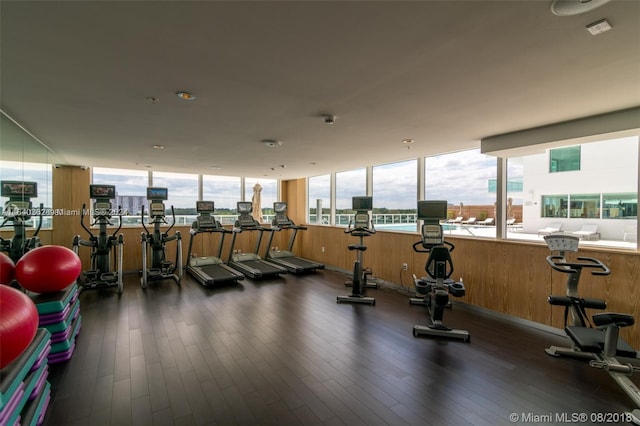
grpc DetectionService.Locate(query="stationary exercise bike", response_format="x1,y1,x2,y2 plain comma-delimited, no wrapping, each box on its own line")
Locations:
0,181,43,264
544,234,640,423
411,200,469,341
72,184,124,294
140,187,182,288
337,196,376,305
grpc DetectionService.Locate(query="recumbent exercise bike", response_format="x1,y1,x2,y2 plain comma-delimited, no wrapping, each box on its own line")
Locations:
411,200,469,341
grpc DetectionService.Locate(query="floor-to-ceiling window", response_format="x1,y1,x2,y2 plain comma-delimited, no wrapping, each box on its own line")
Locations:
372,159,417,231
335,168,366,226
308,174,331,224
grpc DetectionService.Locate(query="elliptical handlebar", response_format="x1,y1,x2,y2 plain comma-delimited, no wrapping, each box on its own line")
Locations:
33,203,44,237
166,206,176,234
112,205,123,238
545,254,610,276
141,205,149,234
80,203,92,237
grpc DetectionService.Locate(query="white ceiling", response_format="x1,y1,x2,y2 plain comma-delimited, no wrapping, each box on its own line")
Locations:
1,1,639,180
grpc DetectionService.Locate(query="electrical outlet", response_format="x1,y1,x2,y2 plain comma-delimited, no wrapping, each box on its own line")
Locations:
402,263,408,271
321,246,325,253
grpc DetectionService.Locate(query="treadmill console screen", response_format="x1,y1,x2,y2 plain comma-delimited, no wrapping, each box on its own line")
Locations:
237,201,252,214
196,201,214,213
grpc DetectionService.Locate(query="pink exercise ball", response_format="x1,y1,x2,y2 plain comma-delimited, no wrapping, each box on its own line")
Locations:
0,252,15,285
16,245,81,294
0,285,39,369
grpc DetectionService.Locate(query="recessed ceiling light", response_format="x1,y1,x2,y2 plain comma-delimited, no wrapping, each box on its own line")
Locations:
152,144,164,149
551,0,612,16
402,139,415,145
176,91,196,101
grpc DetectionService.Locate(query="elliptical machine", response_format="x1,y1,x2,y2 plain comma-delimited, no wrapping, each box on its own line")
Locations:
73,184,124,294
543,234,640,423
140,187,182,288
0,181,43,264
411,200,469,341
337,196,376,305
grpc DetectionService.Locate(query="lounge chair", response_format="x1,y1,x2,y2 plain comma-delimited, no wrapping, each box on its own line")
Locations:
506,218,516,226
572,224,600,240
462,217,476,225
538,222,562,236
447,216,463,224
478,218,494,225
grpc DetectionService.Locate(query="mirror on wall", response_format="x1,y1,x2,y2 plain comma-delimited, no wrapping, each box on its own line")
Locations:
1,111,57,228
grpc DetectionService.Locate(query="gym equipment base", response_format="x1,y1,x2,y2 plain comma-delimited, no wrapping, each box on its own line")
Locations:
337,295,375,305
413,324,470,342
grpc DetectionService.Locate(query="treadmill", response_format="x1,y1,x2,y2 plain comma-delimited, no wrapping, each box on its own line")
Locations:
264,202,324,273
227,201,287,279
186,201,245,286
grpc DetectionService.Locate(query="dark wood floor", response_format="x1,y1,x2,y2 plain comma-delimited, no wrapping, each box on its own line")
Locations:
43,269,639,426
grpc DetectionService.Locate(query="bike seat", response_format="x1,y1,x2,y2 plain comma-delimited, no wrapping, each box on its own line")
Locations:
593,312,634,328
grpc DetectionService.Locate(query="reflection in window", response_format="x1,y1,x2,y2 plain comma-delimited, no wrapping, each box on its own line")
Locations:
569,194,600,218
373,160,417,231
550,146,581,173
602,193,637,219
0,161,52,228
308,174,330,224
336,168,366,226
541,195,568,218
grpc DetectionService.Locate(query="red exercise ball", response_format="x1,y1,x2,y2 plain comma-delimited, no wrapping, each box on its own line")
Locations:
0,252,15,285
16,245,81,294
0,285,39,369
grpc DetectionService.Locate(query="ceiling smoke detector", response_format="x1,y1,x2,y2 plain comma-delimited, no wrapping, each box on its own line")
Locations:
262,139,282,148
550,0,612,16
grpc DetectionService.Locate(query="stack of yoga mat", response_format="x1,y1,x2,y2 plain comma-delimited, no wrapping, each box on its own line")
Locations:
0,329,52,426
30,283,82,364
